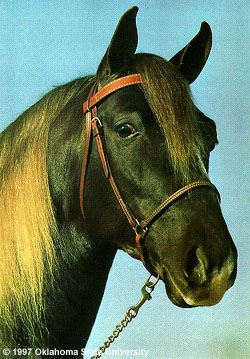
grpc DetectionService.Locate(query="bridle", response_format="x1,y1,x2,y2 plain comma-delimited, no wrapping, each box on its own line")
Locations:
80,74,220,276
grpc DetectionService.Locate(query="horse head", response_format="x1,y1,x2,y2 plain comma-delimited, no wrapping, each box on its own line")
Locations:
83,7,237,308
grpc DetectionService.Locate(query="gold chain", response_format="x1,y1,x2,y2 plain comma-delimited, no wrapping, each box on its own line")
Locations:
90,274,159,359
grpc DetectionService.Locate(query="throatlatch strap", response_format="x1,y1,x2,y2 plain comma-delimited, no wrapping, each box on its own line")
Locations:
79,111,92,219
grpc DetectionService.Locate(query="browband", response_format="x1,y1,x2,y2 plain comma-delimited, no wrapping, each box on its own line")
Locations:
83,74,142,113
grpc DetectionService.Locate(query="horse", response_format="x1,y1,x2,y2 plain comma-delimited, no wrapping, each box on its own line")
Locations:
0,6,237,358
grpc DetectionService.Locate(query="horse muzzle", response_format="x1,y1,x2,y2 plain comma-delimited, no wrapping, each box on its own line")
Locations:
162,243,237,308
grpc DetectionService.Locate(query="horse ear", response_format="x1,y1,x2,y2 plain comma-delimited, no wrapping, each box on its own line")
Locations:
170,22,212,84
96,6,138,79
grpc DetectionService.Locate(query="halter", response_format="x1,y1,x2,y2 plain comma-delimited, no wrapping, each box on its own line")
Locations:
80,74,220,276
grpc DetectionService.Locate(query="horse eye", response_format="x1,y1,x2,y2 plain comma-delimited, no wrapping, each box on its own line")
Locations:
116,124,137,138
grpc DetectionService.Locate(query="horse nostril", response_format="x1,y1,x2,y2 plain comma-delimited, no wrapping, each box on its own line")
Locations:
184,246,208,286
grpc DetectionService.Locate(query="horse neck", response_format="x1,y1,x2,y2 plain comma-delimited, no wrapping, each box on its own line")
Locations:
46,225,116,353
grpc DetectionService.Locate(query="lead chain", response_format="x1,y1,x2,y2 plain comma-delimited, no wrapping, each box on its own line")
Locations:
90,274,159,359
90,310,134,359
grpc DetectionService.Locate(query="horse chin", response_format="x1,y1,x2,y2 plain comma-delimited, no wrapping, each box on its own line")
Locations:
162,271,194,308
164,284,194,308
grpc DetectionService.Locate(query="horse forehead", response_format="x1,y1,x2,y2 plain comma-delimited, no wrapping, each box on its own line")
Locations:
102,86,148,113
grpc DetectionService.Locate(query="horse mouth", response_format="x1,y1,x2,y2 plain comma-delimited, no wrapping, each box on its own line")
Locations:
162,271,194,308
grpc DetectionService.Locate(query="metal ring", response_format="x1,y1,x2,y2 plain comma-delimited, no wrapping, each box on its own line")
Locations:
147,274,160,289
91,116,102,125
133,219,149,237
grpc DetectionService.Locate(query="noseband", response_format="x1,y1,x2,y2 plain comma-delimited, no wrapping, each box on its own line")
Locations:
80,74,220,276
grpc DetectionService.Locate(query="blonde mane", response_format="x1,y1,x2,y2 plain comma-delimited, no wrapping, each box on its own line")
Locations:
0,77,92,349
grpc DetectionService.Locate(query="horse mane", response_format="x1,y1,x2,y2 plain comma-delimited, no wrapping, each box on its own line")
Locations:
0,76,93,347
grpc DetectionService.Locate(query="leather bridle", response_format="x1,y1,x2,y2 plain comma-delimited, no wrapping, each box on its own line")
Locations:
80,74,220,275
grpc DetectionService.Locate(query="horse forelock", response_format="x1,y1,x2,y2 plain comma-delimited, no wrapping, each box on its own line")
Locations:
134,53,208,183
